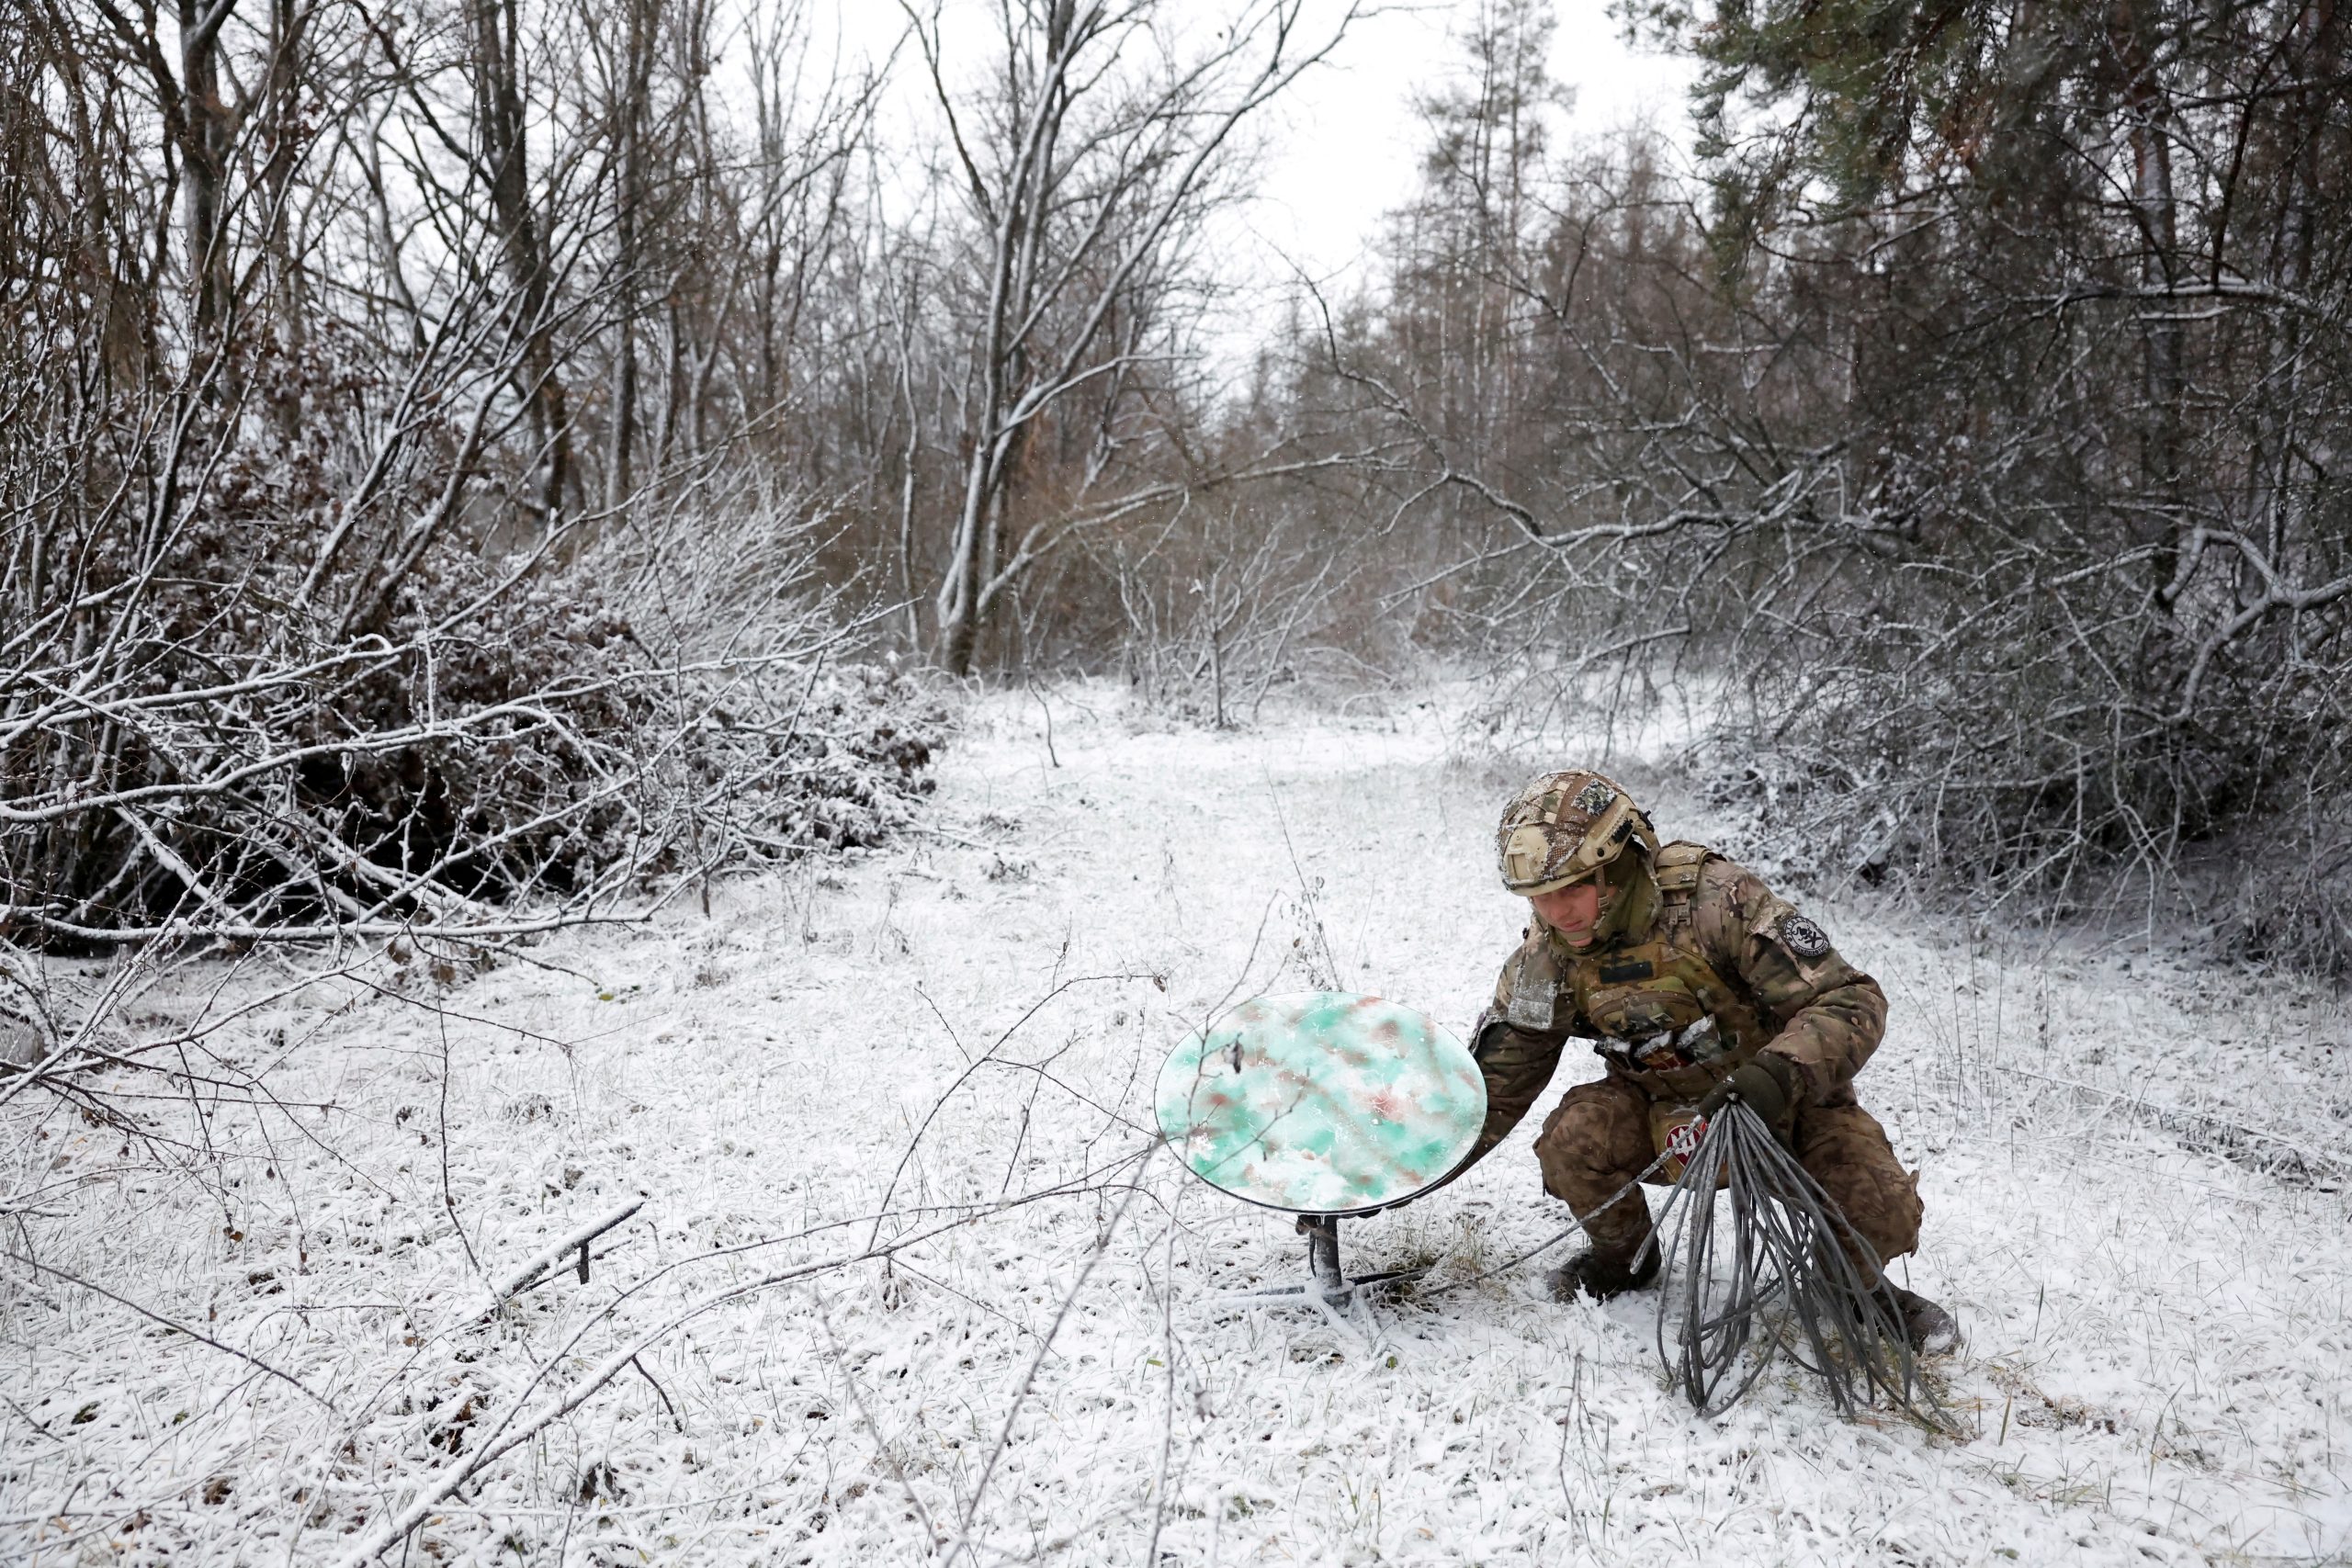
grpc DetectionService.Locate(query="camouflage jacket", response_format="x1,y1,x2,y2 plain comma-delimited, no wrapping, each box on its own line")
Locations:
1467,842,1886,1164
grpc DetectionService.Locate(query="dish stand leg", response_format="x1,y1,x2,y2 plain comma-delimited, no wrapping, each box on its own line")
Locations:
1302,1215,1345,1293
1210,1214,1426,1309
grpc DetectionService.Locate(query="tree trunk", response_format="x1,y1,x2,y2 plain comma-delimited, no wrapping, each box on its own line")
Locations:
2115,0,2184,599
472,0,571,521
605,0,655,514
177,0,233,341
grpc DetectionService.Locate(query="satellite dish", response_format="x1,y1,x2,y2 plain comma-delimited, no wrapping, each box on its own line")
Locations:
1156,991,1487,1219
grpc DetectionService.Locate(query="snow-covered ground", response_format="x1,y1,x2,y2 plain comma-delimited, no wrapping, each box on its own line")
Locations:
5,682,2348,1566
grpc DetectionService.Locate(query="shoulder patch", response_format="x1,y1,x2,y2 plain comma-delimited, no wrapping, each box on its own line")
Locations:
1504,970,1558,1031
1774,912,1831,961
1500,937,1564,1032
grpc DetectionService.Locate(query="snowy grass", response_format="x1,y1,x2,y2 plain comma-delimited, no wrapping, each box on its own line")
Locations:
3,679,2346,1565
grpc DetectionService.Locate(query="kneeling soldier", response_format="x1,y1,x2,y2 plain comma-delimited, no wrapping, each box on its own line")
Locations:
1467,769,1958,1353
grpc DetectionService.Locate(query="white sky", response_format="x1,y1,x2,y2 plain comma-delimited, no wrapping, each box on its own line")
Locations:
786,2,1698,375
801,1,1697,287
1241,2,1699,291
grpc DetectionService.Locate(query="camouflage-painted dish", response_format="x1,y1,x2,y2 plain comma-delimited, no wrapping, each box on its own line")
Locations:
1156,992,1487,1216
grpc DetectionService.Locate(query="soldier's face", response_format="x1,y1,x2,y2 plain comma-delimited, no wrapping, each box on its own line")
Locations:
1529,879,1603,946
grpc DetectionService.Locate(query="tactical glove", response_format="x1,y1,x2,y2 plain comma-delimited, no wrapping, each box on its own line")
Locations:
1697,1051,1802,1135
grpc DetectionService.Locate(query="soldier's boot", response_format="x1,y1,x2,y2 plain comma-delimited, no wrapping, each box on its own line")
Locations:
1888,1285,1961,1355
1550,1238,1659,1302
1542,1170,1658,1303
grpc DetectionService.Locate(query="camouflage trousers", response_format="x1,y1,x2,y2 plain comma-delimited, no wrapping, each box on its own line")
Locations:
1534,1072,1924,1277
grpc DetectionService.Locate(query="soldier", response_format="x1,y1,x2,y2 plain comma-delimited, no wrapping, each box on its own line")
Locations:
1467,768,1959,1353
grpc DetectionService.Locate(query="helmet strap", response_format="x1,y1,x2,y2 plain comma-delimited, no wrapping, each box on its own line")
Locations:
1590,850,1659,946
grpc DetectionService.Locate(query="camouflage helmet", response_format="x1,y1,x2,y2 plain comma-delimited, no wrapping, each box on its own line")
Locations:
1496,770,1659,896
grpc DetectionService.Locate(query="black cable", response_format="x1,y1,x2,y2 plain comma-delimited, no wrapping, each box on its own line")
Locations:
1421,1146,1674,1299
1645,1101,1946,1427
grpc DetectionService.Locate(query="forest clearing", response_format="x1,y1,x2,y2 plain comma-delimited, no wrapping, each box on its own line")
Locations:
6,687,2344,1564
7,0,2350,1559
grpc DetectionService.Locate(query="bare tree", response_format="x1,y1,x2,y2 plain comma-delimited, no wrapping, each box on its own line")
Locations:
904,0,1360,675
1,0,921,953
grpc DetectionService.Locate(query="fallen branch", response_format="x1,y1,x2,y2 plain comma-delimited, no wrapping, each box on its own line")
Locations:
481,1199,647,1315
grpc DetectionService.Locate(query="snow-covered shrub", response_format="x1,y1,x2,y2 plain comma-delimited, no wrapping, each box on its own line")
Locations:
0,413,943,943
